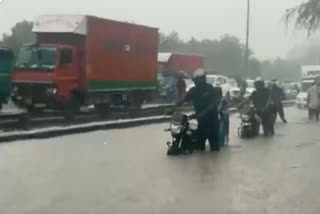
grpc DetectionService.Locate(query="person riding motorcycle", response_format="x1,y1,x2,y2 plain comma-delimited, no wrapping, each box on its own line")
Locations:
169,69,220,151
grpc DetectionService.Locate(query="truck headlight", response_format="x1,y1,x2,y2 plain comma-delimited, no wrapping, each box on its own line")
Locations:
46,87,58,95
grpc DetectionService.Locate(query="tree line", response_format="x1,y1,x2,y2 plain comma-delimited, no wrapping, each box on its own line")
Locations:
159,31,302,81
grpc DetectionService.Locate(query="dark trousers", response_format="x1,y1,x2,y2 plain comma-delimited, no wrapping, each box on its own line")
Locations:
197,118,220,150
225,118,230,139
274,103,286,122
258,109,274,135
309,108,320,121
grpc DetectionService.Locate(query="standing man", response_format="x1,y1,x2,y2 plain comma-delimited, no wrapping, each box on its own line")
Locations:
270,80,287,123
307,79,320,121
169,69,220,151
249,77,274,136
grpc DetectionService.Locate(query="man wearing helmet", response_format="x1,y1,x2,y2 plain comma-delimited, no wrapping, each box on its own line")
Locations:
169,69,220,151
249,77,274,136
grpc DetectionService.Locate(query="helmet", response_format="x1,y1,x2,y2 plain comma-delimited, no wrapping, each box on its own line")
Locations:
192,68,206,80
254,77,265,89
192,68,207,88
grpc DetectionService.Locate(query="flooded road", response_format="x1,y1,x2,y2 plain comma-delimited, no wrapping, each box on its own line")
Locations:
1,107,320,213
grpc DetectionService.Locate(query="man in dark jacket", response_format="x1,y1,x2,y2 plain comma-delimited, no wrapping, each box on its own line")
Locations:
169,69,220,151
249,77,274,136
270,80,287,123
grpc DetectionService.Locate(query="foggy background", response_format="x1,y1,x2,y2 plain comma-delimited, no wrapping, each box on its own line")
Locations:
0,0,319,81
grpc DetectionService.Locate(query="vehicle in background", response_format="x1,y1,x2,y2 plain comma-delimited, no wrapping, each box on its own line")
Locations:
158,53,204,76
296,65,320,108
226,79,241,102
12,15,159,119
186,74,240,102
157,53,204,102
282,82,299,100
157,72,178,103
0,47,14,109
207,75,232,97
244,79,255,98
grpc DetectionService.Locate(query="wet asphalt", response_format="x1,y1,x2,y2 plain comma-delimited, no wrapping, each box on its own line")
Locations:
1,107,320,214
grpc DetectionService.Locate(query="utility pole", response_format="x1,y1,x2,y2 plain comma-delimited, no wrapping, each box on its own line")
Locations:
244,0,250,79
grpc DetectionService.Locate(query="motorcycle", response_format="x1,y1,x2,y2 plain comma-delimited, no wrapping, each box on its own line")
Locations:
165,113,198,156
238,105,261,138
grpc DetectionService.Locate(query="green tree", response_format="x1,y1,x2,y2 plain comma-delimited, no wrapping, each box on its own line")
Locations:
261,58,300,81
159,32,260,78
285,0,320,35
159,31,182,52
1,20,36,55
248,58,261,78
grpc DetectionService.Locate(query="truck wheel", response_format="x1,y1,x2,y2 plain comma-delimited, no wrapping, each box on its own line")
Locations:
17,113,30,130
64,94,80,121
95,104,110,118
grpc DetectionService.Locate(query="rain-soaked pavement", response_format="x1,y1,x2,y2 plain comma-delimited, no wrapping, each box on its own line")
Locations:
1,107,320,214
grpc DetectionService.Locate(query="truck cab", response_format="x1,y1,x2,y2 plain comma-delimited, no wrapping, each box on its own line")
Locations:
0,47,14,109
12,44,82,111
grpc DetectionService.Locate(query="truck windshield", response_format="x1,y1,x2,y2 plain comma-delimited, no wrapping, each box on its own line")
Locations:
15,46,57,71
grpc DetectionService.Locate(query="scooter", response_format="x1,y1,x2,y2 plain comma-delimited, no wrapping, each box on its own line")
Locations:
238,105,261,138
165,113,198,156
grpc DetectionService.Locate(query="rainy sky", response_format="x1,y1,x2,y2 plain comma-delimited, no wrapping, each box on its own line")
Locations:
0,0,312,60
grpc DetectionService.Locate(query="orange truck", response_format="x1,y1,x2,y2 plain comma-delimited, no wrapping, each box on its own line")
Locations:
12,15,159,118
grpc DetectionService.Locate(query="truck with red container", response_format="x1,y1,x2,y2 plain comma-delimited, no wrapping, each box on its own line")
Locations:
158,53,204,76
12,15,159,119
157,53,204,102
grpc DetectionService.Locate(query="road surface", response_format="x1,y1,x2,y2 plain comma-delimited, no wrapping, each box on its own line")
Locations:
1,107,320,214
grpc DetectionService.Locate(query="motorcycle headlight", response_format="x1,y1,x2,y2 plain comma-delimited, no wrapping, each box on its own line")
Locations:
171,124,183,135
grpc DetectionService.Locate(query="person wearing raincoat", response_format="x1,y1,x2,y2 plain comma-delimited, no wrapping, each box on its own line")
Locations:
216,87,230,147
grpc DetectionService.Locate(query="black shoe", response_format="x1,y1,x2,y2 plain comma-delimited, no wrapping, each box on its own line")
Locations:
283,119,288,123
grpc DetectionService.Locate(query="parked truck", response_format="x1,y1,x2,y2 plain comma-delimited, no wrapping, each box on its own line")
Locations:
157,53,204,102
157,53,204,76
0,47,14,109
12,15,159,119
